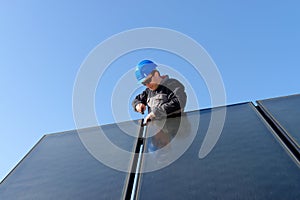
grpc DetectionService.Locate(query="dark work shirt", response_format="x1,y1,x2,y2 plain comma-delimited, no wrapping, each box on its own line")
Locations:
132,76,187,118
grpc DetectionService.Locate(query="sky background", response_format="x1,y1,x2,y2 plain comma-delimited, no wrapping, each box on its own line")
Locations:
1,1,299,181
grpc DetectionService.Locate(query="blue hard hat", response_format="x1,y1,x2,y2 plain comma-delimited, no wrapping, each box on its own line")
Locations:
135,60,157,83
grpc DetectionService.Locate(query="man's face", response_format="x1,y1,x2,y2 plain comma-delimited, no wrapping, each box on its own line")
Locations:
143,72,160,91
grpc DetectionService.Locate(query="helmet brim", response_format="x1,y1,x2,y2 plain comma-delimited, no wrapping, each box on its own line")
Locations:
137,77,146,84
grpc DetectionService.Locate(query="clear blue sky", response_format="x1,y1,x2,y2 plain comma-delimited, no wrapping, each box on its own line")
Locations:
1,1,299,181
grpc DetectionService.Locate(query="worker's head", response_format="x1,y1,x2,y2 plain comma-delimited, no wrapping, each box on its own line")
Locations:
135,60,162,90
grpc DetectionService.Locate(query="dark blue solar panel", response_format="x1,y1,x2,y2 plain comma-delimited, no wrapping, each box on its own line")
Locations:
2,101,300,200
257,94,300,151
0,121,140,200
138,103,300,200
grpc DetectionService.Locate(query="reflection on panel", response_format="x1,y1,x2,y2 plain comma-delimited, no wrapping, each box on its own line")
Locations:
257,94,300,151
0,120,140,200
138,103,300,200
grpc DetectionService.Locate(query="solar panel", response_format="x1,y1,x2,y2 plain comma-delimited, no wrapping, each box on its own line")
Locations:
257,94,300,153
0,120,140,200
137,103,300,199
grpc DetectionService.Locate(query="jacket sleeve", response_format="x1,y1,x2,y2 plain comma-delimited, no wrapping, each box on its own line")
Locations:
152,80,187,118
132,89,148,112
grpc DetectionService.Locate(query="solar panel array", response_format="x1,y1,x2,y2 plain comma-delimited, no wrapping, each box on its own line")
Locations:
1,95,299,199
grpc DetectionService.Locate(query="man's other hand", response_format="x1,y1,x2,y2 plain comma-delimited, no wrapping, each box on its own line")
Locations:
144,112,155,124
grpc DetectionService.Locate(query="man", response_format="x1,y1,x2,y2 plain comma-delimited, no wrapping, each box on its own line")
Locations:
132,60,187,123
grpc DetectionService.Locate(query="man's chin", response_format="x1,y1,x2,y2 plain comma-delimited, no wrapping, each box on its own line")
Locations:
149,85,158,91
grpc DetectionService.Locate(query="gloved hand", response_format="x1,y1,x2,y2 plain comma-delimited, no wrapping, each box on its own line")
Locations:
135,103,146,114
144,112,156,124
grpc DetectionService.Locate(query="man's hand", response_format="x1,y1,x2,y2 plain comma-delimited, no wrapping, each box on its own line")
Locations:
135,103,146,114
144,112,155,124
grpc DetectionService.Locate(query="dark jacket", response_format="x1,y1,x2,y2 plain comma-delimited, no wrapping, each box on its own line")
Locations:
132,76,187,118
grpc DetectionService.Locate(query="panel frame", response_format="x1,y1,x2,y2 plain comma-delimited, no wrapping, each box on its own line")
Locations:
256,95,300,162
